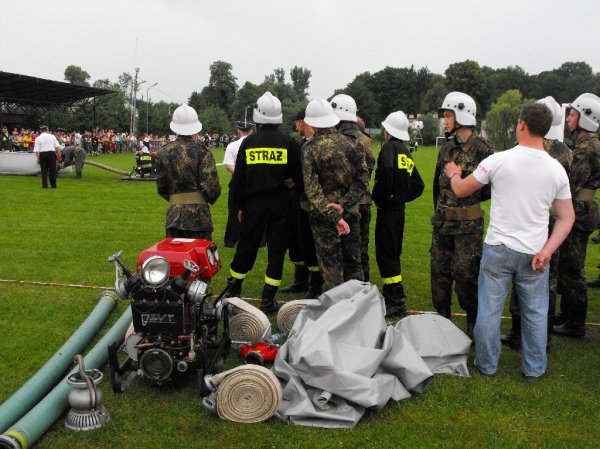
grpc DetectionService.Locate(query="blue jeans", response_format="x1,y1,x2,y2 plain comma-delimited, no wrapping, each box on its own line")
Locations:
474,243,549,377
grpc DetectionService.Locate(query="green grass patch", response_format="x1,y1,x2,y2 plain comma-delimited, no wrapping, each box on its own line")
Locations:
0,147,598,448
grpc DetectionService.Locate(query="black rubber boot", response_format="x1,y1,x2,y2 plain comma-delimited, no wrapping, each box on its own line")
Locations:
260,284,279,314
466,309,477,340
279,264,309,293
436,307,452,320
383,283,407,318
501,314,521,350
305,271,323,299
554,302,587,339
587,277,600,288
225,277,243,298
552,323,585,339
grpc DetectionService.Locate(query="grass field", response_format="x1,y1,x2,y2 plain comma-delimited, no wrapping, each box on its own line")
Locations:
0,145,598,449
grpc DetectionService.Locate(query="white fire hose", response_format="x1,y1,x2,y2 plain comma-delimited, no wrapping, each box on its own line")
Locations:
224,297,271,349
276,299,319,334
202,365,282,423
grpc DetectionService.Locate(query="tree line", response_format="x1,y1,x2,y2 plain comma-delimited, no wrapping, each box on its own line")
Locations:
57,60,600,145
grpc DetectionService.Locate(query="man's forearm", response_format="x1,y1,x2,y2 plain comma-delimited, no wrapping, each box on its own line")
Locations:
542,214,574,256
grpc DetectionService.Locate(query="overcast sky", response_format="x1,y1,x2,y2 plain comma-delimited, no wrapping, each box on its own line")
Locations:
2,0,598,108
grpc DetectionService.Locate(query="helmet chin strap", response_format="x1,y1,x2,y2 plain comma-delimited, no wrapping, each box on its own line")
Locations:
445,124,460,141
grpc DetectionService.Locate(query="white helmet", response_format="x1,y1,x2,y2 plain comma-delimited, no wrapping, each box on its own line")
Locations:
382,111,410,141
170,104,202,135
439,92,477,127
304,98,340,128
330,94,357,122
570,93,600,133
253,91,283,124
536,96,564,141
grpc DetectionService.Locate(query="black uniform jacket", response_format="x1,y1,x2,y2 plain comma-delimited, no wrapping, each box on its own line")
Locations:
232,125,302,209
371,137,424,209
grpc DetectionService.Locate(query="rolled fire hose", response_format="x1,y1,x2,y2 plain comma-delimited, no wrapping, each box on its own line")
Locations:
0,291,118,434
203,365,282,423
83,160,130,176
224,297,270,349
276,299,319,334
0,306,133,449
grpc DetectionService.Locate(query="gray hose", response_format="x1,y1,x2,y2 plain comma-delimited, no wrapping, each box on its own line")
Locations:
83,160,130,176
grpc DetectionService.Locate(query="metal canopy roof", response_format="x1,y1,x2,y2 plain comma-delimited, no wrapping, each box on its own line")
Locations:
0,71,114,114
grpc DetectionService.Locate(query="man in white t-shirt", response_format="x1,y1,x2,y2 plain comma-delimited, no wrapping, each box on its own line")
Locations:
443,103,575,379
223,120,253,247
34,125,62,189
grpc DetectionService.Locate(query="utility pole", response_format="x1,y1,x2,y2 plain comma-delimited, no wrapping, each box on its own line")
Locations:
130,68,139,136
146,82,158,134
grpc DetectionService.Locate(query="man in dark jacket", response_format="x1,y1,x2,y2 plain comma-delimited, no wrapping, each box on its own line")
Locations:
228,92,302,313
372,111,424,317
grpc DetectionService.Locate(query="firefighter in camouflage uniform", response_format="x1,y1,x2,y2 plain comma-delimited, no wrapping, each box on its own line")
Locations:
502,96,572,349
554,93,600,338
302,98,369,291
155,105,221,240
331,94,375,282
431,92,494,337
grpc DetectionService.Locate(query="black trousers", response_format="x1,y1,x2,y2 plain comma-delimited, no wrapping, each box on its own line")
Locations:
375,207,405,280
39,152,57,188
286,190,303,263
298,206,318,267
230,194,289,282
224,181,240,247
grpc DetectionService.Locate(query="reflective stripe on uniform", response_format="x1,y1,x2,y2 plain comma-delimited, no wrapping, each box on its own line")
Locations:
246,148,287,164
308,266,320,272
383,275,402,284
293,261,305,266
264,276,281,287
230,269,246,280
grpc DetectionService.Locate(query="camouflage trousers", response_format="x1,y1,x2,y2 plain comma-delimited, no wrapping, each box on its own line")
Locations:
309,212,363,291
557,228,591,327
430,231,482,316
359,204,372,282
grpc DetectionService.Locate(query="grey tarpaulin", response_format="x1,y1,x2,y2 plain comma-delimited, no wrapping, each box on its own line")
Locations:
273,280,437,428
394,314,471,376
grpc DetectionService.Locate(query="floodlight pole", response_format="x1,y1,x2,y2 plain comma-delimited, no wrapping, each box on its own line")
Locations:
130,68,146,137
130,68,139,136
146,83,158,134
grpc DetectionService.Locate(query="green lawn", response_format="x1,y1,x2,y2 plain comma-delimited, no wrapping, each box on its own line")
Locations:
0,146,598,449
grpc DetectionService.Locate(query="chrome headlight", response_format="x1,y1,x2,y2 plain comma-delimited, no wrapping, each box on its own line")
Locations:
140,255,170,287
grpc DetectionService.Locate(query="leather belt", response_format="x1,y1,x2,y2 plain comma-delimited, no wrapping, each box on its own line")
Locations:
441,203,483,221
169,191,206,205
575,188,596,202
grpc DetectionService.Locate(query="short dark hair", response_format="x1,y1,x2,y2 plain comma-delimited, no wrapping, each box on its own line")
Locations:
519,103,552,137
